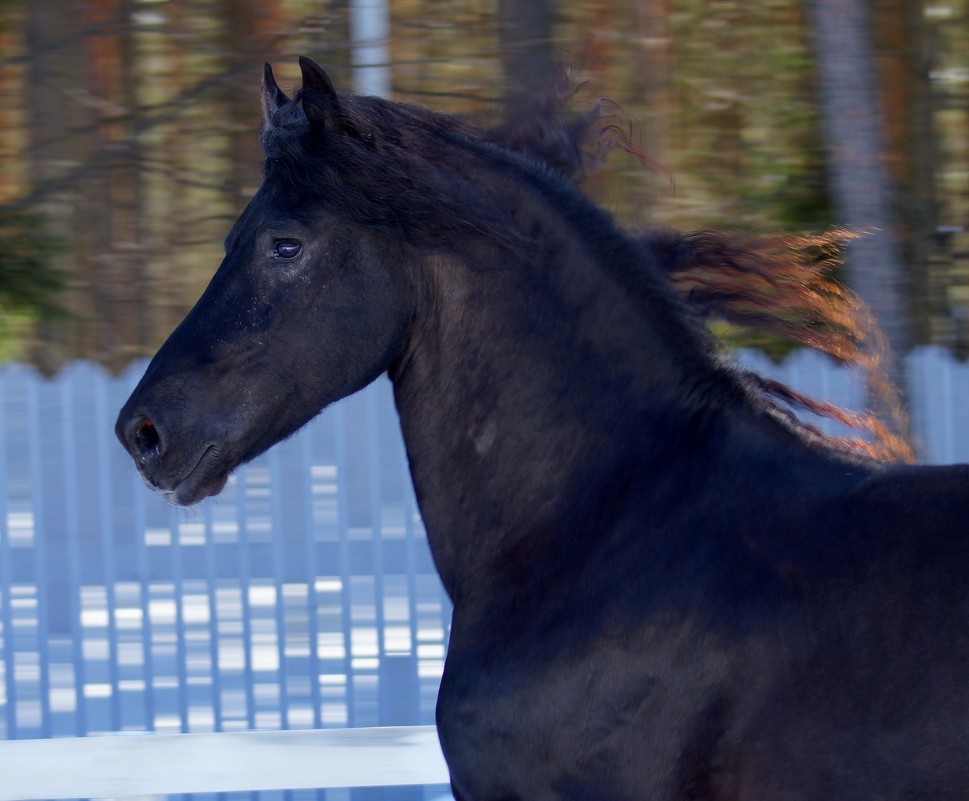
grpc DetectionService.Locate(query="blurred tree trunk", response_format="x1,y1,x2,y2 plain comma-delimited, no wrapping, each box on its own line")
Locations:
26,0,86,371
806,0,912,415
872,0,938,346
121,0,150,347
498,0,556,98
74,3,125,370
634,0,673,218
25,0,150,372
350,0,391,95
104,0,151,369
218,0,263,200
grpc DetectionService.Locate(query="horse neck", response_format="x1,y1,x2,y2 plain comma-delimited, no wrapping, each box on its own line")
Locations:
389,199,751,596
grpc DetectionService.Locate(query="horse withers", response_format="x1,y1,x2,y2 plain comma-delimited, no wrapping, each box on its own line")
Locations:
117,58,969,800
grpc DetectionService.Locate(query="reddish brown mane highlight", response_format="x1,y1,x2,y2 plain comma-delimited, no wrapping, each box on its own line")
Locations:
643,228,913,462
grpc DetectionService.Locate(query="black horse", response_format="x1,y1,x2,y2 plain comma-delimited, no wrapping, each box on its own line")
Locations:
117,58,969,800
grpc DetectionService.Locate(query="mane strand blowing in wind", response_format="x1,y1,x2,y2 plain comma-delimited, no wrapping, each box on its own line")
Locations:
484,76,914,462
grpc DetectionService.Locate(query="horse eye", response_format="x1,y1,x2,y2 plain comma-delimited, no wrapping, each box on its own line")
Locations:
273,240,302,260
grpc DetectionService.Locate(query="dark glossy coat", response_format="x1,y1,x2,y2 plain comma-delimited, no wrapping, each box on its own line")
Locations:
117,58,969,800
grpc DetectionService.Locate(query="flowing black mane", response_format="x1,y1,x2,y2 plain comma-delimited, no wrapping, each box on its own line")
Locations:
262,90,538,257
260,65,613,256
260,67,910,463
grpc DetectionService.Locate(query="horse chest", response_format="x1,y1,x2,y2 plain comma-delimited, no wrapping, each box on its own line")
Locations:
436,606,750,800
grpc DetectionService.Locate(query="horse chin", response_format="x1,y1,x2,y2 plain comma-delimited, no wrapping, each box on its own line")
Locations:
149,445,232,507
166,470,229,507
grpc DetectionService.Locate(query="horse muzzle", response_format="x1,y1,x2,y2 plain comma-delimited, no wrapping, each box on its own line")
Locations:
116,410,230,506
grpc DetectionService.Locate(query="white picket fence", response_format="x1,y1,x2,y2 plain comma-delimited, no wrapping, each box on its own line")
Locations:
0,347,966,800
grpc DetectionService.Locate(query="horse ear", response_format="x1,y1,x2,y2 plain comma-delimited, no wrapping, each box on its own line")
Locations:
261,63,290,133
298,56,341,132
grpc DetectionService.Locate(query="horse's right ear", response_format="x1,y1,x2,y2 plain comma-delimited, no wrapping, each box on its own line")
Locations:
298,56,346,134
261,63,290,133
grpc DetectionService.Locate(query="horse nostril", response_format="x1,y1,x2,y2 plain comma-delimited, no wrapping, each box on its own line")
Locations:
125,415,163,461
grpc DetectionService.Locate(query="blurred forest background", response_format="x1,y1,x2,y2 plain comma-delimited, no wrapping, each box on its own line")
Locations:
0,0,968,375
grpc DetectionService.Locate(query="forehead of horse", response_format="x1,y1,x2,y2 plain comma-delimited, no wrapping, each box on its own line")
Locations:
223,182,314,251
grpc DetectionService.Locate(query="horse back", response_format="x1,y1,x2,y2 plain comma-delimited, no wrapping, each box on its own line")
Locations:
733,461,969,800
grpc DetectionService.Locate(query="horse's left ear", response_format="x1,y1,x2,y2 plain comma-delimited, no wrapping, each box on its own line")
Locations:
298,56,342,133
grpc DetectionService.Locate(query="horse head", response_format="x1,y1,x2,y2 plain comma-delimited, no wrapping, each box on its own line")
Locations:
116,59,415,505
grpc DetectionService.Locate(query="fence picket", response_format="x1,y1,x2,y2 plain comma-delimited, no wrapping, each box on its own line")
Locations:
0,350,966,796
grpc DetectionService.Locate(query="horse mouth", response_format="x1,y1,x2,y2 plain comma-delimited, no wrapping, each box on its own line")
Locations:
157,445,230,507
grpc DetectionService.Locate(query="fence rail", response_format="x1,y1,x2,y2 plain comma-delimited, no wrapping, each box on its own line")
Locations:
0,726,448,800
0,348,966,798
